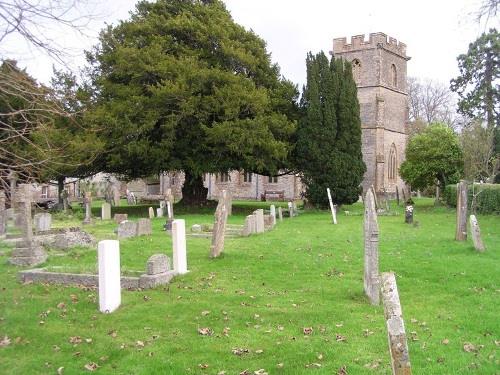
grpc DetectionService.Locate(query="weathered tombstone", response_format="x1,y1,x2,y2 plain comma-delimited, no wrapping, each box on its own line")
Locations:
113,185,121,207
191,224,202,233
278,206,283,221
146,254,170,275
33,213,51,232
225,190,232,216
98,240,121,313
160,200,166,210
455,180,468,241
327,188,337,224
364,189,380,305
126,189,136,205
82,191,92,225
210,194,228,258
404,199,414,224
380,272,412,375
114,213,128,224
137,218,152,236
156,207,164,218
270,205,276,227
9,184,47,266
254,209,265,233
396,186,400,206
101,202,111,220
148,207,155,219
8,170,17,207
172,219,188,274
0,190,6,236
469,215,485,252
166,201,173,220
292,201,298,215
117,221,137,239
61,190,69,212
242,215,255,237
287,202,293,218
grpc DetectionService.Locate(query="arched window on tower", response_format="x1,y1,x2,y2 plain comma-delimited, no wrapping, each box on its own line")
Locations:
391,64,397,87
352,59,361,84
388,144,397,182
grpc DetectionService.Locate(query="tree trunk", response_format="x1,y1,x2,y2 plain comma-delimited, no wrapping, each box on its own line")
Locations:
181,171,209,206
57,176,65,204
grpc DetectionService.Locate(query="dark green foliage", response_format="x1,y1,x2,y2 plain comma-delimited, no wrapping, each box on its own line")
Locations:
443,183,500,214
295,52,365,208
87,0,297,204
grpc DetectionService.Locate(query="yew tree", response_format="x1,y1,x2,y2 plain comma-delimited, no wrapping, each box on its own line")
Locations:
87,0,297,205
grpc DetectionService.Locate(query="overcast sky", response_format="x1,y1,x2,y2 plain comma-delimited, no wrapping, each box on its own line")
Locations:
2,0,498,88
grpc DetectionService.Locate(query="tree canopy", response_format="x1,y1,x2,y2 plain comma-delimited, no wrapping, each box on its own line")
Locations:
87,0,298,204
294,52,365,207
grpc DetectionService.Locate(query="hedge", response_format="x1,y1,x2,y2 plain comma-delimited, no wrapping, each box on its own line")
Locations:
443,183,500,214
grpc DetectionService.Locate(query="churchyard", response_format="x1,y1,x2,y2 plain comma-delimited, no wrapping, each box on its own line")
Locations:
0,195,498,374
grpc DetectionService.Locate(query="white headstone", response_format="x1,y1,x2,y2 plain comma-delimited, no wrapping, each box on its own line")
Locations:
270,205,276,227
148,207,155,218
254,209,265,233
469,215,485,252
98,240,121,313
167,201,173,219
287,201,293,218
278,206,283,221
101,202,111,220
156,207,163,217
172,219,188,274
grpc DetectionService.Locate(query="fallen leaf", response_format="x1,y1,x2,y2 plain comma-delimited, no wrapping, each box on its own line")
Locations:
232,347,250,356
198,363,209,369
84,362,98,371
442,338,449,345
0,336,11,347
338,365,348,374
317,353,323,360
108,330,117,338
276,363,284,368
305,363,322,368
136,340,145,348
463,342,476,353
201,311,210,316
57,367,64,374
198,327,213,336
53,345,60,352
254,370,268,375
222,327,230,336
57,302,66,309
69,336,82,344
303,327,313,335
85,338,93,344
255,349,264,354
336,334,346,342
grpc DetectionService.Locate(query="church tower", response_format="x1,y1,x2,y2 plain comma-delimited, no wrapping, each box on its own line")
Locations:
331,33,410,196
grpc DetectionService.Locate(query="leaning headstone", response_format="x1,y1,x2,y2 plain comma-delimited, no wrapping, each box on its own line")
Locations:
455,180,468,241
156,207,164,218
98,240,121,313
469,215,485,252
101,202,111,220
148,207,155,219
172,219,188,274
254,209,265,233
381,272,412,375
82,191,92,225
210,194,228,258
242,215,256,237
114,213,128,224
117,221,137,239
270,205,276,227
364,189,380,305
0,190,6,236
34,213,51,232
9,184,47,266
278,207,283,221
327,188,337,224
137,218,152,236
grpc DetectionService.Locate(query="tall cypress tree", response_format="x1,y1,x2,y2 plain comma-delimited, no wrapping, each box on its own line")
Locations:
295,53,365,207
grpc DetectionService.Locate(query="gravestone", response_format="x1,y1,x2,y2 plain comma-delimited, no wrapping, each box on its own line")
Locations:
34,213,51,232
117,221,137,239
61,190,69,212
225,190,232,216
191,224,202,233
287,201,293,218
156,207,164,218
98,240,121,313
114,213,128,224
292,201,298,215
396,186,400,206
364,189,380,305
254,209,265,233
242,215,256,236
9,184,47,266
112,185,121,207
137,218,152,236
327,188,337,224
126,190,136,205
278,206,283,221
469,215,485,252
172,219,188,274
455,180,467,241
210,192,228,257
148,207,155,219
0,190,6,236
101,202,111,220
8,170,17,208
82,191,92,225
381,272,412,375
146,254,170,275
404,199,414,224
270,205,276,227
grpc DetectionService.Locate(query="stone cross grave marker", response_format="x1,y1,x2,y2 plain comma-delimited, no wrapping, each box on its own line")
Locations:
327,188,337,224
82,191,92,225
469,215,485,252
270,205,276,227
278,206,283,221
210,192,228,257
381,272,412,375
254,209,265,233
455,180,467,241
0,190,6,236
172,219,188,274
364,188,380,305
98,240,121,313
149,207,155,219
9,184,47,266
101,202,111,220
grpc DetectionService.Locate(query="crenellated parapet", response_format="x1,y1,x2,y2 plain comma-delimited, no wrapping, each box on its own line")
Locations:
332,32,407,58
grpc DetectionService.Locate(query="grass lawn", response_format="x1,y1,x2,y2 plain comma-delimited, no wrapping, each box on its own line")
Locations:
0,199,498,374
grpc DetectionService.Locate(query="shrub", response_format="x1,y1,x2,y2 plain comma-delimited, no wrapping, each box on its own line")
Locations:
443,183,500,214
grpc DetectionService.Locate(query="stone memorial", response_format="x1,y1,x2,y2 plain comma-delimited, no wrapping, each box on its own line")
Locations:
9,184,47,266
117,221,137,239
139,253,176,289
254,209,265,233
278,206,283,221
469,215,485,252
270,205,276,227
191,224,202,233
137,218,152,236
327,188,337,224
381,272,412,375
210,193,228,258
287,201,293,218
404,199,414,224
370,185,379,210
34,213,51,232
0,190,6,236
82,191,92,225
156,207,164,218
113,185,121,207
242,215,256,236
101,202,111,220
148,207,155,219
98,240,121,313
455,180,467,241
364,189,380,305
292,201,298,215
172,219,188,274
114,213,128,224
